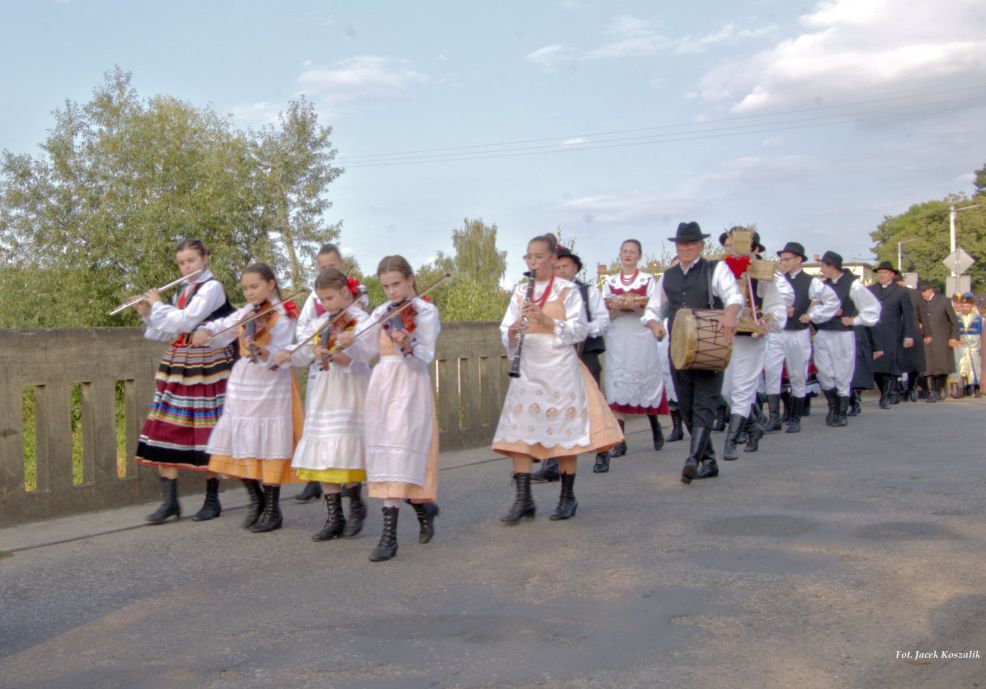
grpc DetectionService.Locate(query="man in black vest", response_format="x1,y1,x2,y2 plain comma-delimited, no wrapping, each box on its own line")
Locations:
643,221,743,484
868,261,916,408
532,247,612,481
813,251,881,426
763,242,840,433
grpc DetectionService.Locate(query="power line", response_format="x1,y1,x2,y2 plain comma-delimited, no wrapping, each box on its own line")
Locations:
336,83,986,167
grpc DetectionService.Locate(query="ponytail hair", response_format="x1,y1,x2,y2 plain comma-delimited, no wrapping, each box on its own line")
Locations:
528,234,559,255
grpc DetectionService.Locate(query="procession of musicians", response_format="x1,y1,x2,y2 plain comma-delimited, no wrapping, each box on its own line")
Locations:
128,222,980,562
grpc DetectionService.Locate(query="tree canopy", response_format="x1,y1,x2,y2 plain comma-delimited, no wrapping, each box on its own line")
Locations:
0,68,341,327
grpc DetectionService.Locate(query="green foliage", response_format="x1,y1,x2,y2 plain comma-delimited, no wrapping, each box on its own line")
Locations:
976,162,986,196
870,191,986,292
0,68,342,327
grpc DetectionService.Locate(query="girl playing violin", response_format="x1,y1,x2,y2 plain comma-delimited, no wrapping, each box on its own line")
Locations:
273,268,372,541
353,255,441,562
191,263,303,533
134,239,236,524
293,242,368,504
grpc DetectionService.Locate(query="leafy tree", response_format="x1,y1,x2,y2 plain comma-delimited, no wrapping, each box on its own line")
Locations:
0,68,342,327
975,162,986,196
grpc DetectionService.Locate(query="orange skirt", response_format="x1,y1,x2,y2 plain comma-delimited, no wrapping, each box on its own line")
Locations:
368,414,439,502
492,361,623,460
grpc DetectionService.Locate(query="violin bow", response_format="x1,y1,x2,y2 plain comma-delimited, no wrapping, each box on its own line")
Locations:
268,306,357,371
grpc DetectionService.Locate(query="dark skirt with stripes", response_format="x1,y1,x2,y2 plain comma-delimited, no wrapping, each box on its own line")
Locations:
134,343,236,470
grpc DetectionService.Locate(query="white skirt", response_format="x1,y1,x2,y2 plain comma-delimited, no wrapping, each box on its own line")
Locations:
603,313,664,407
292,366,369,472
205,360,294,460
492,333,591,450
364,356,435,487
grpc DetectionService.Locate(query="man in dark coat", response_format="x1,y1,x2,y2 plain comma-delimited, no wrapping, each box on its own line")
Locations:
868,262,916,408
895,273,927,400
918,280,961,402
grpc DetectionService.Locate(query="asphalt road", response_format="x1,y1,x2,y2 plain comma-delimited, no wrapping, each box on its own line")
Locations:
1,394,984,689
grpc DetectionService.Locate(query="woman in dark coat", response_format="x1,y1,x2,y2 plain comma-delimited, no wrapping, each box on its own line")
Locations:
868,263,916,406
918,281,960,403
848,325,880,416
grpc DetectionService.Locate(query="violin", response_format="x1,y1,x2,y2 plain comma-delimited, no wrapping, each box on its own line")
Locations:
383,299,417,357
317,310,358,370
243,301,272,363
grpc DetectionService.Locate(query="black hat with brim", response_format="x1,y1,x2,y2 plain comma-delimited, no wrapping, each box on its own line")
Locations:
555,246,583,271
776,241,807,261
668,221,709,243
875,261,896,273
918,280,934,292
820,250,843,270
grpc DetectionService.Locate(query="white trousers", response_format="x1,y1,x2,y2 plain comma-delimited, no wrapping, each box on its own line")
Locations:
813,330,856,396
656,333,677,403
764,329,812,397
722,336,767,417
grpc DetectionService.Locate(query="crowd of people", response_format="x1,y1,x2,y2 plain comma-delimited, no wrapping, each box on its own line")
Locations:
128,226,982,562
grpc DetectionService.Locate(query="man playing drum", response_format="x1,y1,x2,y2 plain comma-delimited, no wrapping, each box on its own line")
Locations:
642,221,743,484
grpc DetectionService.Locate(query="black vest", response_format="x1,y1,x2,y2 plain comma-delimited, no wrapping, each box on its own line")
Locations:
662,258,723,334
173,279,237,349
817,273,858,332
576,281,605,354
784,271,813,331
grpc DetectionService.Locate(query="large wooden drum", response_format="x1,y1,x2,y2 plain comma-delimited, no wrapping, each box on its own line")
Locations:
670,308,733,371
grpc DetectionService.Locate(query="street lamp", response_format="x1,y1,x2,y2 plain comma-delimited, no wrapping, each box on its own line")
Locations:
897,239,916,271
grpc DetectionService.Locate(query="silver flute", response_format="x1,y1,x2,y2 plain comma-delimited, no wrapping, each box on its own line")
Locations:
109,268,205,315
508,271,536,378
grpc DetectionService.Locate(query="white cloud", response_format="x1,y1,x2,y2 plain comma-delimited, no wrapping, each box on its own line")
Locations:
560,137,587,147
673,23,776,54
297,55,428,104
226,101,283,125
586,15,669,58
954,172,976,184
525,44,578,71
695,0,986,114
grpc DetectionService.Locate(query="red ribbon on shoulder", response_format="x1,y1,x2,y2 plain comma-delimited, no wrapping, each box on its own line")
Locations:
283,300,300,320
724,255,751,279
420,295,432,304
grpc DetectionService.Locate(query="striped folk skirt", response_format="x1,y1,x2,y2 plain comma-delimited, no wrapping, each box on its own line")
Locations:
134,343,236,471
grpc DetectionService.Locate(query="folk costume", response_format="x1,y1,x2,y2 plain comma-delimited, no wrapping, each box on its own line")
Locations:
868,265,917,408
848,325,879,416
952,299,982,397
203,298,304,533
493,274,623,521
136,268,236,523
285,303,372,540
359,297,442,561
719,251,793,461
811,252,881,427
602,267,668,455
763,242,840,433
293,277,368,503
643,222,744,484
919,285,960,402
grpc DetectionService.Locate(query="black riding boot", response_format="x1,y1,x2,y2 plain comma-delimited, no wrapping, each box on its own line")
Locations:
877,376,891,409
369,507,399,562
888,378,900,404
802,394,812,416
722,414,746,461
241,479,265,529
667,406,685,441
501,473,536,524
312,492,346,541
342,483,367,537
295,481,323,502
712,404,728,432
785,396,804,433
926,376,940,403
146,477,181,524
695,433,719,480
765,394,782,432
250,485,283,533
192,477,222,522
647,414,665,451
848,390,861,416
745,404,765,452
823,388,838,425
780,392,791,423
549,473,578,520
532,457,561,482
682,427,711,484
408,501,440,543
608,419,627,457
832,396,849,427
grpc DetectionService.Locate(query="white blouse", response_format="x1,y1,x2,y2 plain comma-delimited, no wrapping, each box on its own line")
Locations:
199,299,295,367
357,297,441,369
499,277,588,352
142,269,228,342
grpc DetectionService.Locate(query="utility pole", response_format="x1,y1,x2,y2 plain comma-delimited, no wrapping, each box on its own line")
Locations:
949,204,958,278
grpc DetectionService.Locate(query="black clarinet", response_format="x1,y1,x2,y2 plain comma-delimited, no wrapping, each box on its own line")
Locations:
508,271,537,378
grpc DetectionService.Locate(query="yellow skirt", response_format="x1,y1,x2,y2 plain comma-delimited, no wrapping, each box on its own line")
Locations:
296,468,367,484
492,361,623,460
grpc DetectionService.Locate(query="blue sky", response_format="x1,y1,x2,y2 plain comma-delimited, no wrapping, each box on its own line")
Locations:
2,0,985,282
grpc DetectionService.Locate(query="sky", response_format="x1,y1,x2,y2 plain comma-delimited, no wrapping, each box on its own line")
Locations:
2,0,985,283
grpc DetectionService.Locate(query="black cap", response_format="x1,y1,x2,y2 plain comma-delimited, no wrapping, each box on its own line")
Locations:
875,261,896,273
819,251,843,269
918,279,934,292
776,241,807,261
668,221,709,243
555,246,583,271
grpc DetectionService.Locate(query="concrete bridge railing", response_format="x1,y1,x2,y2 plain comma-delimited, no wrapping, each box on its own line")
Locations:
0,323,508,526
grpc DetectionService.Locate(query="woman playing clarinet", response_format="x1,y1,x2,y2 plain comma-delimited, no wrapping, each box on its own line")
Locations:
492,234,623,524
